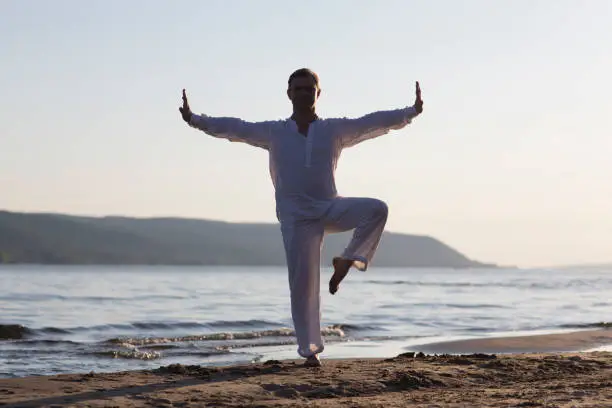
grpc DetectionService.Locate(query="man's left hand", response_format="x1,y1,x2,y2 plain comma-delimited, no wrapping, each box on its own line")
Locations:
414,81,423,114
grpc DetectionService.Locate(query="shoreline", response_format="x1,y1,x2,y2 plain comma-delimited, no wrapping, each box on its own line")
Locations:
1,329,611,407
406,328,612,354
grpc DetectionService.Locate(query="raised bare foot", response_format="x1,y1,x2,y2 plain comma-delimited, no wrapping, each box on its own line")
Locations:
329,257,353,295
304,354,321,367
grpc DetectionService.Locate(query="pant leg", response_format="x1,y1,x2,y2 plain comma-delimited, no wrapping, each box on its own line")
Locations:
280,220,325,357
323,197,389,271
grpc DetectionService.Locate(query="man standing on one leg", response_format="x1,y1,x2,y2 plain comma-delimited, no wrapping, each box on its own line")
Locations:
179,68,423,366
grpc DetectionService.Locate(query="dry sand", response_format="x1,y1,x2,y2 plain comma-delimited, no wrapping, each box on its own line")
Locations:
1,330,611,408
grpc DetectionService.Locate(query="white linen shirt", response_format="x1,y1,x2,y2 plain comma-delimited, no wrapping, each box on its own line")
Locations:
189,106,420,223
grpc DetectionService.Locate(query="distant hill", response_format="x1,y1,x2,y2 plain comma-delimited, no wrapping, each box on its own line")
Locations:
0,210,495,268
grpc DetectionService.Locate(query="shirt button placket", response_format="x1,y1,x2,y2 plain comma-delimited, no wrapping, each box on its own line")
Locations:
305,137,313,167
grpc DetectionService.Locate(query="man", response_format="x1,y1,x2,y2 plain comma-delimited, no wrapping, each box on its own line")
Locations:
179,68,423,367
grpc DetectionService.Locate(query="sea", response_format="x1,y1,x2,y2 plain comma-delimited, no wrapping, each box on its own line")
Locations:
1,265,610,378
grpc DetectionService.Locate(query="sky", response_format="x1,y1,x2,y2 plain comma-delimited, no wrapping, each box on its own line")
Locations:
1,0,611,268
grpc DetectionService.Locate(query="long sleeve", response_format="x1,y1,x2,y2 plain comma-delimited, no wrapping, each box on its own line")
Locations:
189,114,272,150
335,106,420,149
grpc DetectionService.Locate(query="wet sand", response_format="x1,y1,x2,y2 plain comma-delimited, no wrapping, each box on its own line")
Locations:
409,328,612,354
1,329,611,408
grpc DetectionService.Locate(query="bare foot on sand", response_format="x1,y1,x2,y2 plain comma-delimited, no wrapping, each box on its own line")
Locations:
329,257,353,295
304,354,321,367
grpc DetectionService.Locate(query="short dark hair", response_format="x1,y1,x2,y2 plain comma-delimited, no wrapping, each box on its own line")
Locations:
288,68,320,89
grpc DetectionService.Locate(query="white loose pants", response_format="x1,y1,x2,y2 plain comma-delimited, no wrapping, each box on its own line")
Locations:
280,197,389,357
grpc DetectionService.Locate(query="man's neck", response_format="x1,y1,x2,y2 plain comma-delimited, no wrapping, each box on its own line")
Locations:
290,109,318,125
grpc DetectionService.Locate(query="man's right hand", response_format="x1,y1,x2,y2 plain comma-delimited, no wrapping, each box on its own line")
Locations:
179,89,193,123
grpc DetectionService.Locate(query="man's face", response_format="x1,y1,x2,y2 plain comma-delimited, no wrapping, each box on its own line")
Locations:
287,75,320,110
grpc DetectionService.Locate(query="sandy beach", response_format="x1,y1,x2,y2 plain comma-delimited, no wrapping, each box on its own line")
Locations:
1,329,611,408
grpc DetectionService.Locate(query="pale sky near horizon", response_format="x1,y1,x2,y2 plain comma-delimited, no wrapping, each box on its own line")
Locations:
1,0,611,268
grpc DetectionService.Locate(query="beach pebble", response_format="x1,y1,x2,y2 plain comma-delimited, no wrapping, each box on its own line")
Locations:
274,388,300,398
153,397,174,406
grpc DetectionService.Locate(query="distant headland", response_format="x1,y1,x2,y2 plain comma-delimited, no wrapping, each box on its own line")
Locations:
0,210,496,268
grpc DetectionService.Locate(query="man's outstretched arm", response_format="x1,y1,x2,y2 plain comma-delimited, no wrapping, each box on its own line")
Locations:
179,89,271,150
336,81,423,149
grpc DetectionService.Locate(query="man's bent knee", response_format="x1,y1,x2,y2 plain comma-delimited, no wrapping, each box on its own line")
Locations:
370,199,388,220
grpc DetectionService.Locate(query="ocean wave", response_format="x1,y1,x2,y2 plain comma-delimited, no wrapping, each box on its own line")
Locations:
558,322,612,329
205,319,285,328
15,339,82,346
93,350,162,360
335,323,387,332
409,303,510,309
360,279,600,290
104,324,349,347
91,346,250,361
128,319,285,331
0,293,186,302
136,344,179,350
38,327,73,334
0,319,290,340
104,329,294,346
